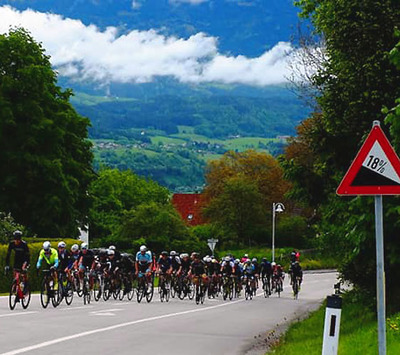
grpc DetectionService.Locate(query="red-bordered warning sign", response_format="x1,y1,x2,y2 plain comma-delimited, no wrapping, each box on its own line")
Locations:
337,121,400,195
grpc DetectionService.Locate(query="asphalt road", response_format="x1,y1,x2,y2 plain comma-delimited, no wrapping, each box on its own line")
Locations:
0,271,338,355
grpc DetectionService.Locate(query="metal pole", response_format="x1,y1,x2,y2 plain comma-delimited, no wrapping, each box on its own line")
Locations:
272,203,275,262
374,195,386,355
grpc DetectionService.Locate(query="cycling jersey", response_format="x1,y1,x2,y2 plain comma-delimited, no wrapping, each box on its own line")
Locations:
58,249,71,270
170,256,181,271
37,248,59,269
6,240,30,269
180,259,191,274
79,249,95,268
243,264,255,275
191,260,206,276
158,257,172,273
221,261,234,275
260,261,272,276
68,251,80,268
136,251,152,264
290,263,303,278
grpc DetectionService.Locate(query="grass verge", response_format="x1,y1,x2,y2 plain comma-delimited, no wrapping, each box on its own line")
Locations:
269,292,400,354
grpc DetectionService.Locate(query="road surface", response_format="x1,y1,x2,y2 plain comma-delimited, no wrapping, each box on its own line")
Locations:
0,271,338,355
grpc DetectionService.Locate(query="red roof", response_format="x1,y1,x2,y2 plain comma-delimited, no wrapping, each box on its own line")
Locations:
172,193,205,226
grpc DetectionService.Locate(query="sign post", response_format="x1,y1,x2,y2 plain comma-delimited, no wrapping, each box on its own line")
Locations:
207,238,219,255
337,121,400,354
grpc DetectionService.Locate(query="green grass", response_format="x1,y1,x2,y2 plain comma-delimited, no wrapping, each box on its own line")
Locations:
269,293,400,354
224,137,277,150
71,92,136,106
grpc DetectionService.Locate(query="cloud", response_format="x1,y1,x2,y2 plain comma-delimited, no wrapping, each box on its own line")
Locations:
0,6,296,86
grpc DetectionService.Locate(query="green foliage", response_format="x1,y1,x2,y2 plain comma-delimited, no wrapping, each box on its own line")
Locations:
0,213,26,244
0,28,94,237
287,0,400,311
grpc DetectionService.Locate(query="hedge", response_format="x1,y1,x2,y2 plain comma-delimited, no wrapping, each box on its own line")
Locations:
0,239,81,293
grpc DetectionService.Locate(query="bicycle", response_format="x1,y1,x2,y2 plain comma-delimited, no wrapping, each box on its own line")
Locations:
136,271,154,303
7,268,31,310
222,275,234,301
244,275,255,300
194,276,206,305
40,269,60,308
272,274,283,297
82,267,92,305
92,270,103,302
158,272,170,302
262,275,271,298
58,271,73,306
292,276,301,300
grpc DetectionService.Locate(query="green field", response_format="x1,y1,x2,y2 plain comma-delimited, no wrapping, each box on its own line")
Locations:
150,136,187,145
71,92,136,106
270,293,400,354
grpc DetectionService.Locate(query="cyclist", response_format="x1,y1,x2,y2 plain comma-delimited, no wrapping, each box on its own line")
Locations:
232,259,242,291
240,253,249,263
251,257,260,288
290,249,300,263
109,245,121,261
260,257,272,295
77,243,96,287
66,244,80,282
36,241,59,290
242,260,256,294
57,241,71,272
272,262,285,291
179,253,191,276
135,245,153,285
189,253,208,288
170,251,182,274
290,261,303,288
5,230,30,288
157,251,172,278
221,256,234,276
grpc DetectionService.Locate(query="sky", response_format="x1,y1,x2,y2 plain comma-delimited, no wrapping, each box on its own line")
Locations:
0,5,298,87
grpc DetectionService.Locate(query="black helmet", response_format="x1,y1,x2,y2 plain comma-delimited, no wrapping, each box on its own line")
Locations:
13,230,23,240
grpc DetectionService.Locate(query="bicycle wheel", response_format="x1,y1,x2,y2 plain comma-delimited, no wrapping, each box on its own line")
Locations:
83,279,91,305
146,282,154,303
93,276,101,302
21,281,31,309
64,281,74,306
159,278,165,302
293,279,299,300
127,280,134,301
195,284,200,305
137,283,144,303
40,279,50,309
229,282,234,300
74,276,83,297
277,280,282,298
170,278,176,298
187,281,194,300
9,280,18,310
51,282,61,308
165,282,170,303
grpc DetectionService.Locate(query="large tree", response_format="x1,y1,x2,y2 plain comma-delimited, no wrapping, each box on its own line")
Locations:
287,1,400,310
0,28,94,237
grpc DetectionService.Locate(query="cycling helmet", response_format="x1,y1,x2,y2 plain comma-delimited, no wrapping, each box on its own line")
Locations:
43,241,51,251
170,251,177,256
13,230,23,239
58,241,66,248
234,259,240,264
224,256,231,262
206,257,212,263
262,258,267,262
99,248,107,257
252,258,257,262
244,254,248,257
212,259,218,263
71,244,79,252
107,249,115,256
81,242,88,250
109,245,116,250
246,260,251,265
192,252,199,259
181,253,189,258
161,251,168,256
271,262,276,267
140,245,147,252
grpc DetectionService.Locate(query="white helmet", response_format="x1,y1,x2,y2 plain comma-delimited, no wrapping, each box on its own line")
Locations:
58,241,66,248
107,249,115,255
43,241,51,251
271,262,276,267
140,245,147,252
170,251,177,256
109,245,116,250
206,257,212,263
81,242,88,250
225,256,231,262
71,244,79,252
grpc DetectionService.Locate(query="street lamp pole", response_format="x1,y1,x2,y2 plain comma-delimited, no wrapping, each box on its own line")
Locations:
272,202,285,263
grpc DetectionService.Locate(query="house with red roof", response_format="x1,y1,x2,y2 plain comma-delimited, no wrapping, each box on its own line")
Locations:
172,193,205,226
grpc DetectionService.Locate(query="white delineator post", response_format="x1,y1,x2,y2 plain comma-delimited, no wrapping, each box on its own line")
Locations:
322,295,342,355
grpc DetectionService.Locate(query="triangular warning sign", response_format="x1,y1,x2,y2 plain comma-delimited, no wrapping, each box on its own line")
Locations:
337,122,400,195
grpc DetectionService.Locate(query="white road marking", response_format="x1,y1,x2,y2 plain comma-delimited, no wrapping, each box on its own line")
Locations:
1,296,259,355
0,311,38,318
59,305,94,311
